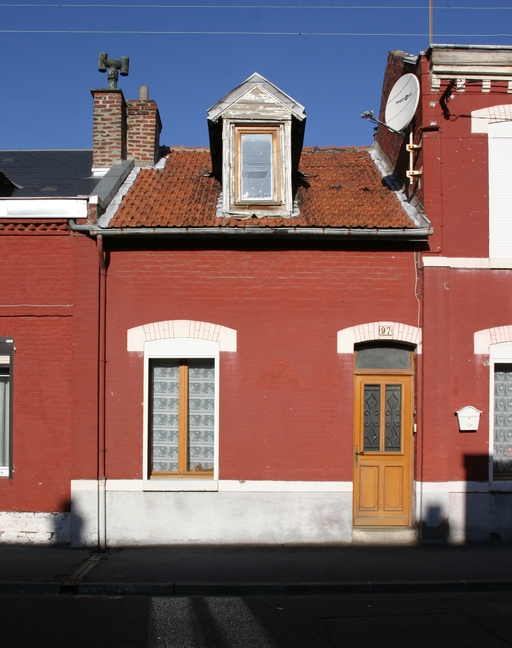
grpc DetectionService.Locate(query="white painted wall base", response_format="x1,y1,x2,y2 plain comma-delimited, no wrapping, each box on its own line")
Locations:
417,481,512,542
4,480,511,547
71,480,353,547
0,512,69,544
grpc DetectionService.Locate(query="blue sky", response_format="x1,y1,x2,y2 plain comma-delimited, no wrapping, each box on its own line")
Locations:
1,1,511,150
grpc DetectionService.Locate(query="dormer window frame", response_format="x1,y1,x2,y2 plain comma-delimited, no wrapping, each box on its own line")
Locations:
223,118,293,217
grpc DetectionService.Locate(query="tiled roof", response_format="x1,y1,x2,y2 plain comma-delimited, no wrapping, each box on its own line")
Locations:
0,150,99,198
109,147,420,230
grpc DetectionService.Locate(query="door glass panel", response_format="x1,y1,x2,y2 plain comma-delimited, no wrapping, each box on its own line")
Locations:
356,343,411,370
494,363,512,476
364,385,380,451
385,384,402,451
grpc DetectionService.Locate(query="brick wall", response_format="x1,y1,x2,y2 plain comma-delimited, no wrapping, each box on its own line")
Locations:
103,244,419,482
0,226,99,513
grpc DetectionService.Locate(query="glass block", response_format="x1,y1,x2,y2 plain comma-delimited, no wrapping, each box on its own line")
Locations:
187,360,215,472
151,360,180,474
494,364,512,475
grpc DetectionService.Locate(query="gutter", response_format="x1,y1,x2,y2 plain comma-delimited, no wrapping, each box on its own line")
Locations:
68,222,433,241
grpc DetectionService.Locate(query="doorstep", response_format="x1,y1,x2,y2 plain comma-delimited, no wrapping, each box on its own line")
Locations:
352,526,418,544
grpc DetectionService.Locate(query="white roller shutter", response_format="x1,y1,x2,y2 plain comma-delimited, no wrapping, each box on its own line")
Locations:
489,120,512,258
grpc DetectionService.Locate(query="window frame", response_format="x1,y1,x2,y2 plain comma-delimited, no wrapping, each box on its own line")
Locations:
143,337,219,480
223,119,293,217
0,338,13,479
235,126,281,205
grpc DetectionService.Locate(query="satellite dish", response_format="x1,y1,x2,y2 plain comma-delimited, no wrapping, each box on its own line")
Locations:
384,73,420,133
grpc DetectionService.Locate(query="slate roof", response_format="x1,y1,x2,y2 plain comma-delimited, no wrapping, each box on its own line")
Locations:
0,150,100,198
109,147,424,231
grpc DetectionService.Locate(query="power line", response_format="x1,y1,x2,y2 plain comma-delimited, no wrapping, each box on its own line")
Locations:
1,3,511,9
1,29,510,36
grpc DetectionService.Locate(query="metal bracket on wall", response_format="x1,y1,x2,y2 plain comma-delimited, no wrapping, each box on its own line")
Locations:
406,133,422,185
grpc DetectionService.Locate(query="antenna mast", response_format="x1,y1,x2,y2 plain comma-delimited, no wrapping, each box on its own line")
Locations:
429,0,433,44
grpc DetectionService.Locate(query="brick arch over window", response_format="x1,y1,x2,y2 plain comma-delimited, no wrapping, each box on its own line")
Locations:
474,326,512,355
127,320,237,353
471,105,512,134
337,321,422,354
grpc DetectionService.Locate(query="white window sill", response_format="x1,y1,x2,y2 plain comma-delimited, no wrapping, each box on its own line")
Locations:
490,481,512,492
143,480,218,492
104,479,219,492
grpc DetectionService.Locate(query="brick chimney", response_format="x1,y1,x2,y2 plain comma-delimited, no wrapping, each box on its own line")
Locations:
91,89,127,175
126,86,162,166
91,85,162,175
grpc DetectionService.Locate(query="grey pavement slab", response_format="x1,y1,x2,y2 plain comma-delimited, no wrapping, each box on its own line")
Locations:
0,546,91,582
1,543,512,596
81,543,512,585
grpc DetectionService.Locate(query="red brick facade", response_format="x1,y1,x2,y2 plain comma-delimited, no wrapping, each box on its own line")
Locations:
4,48,512,545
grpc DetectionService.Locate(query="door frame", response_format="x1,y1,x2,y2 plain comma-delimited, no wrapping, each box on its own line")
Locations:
353,351,415,527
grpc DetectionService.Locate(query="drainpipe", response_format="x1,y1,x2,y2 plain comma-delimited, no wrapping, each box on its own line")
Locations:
97,234,107,551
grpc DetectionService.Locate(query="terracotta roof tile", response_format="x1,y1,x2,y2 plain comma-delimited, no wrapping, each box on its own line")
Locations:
110,147,418,230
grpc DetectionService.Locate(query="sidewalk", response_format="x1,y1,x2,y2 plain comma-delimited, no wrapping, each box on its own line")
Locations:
1,542,512,596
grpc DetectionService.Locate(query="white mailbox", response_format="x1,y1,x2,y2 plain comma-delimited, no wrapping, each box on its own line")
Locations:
456,406,482,431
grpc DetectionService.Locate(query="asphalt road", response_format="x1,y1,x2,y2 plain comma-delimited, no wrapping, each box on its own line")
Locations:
3,591,512,647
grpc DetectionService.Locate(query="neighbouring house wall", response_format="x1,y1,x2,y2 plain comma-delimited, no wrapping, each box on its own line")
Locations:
420,267,512,483
0,225,75,514
0,223,99,543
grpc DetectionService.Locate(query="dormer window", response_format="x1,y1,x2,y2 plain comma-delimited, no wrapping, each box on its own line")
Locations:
207,73,306,219
224,122,286,216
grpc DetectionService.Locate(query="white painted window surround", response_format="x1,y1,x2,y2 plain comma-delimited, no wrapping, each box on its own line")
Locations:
127,320,237,483
337,321,422,354
471,105,512,135
127,320,236,353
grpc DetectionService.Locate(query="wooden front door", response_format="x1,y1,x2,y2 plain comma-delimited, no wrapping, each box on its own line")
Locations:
353,374,413,526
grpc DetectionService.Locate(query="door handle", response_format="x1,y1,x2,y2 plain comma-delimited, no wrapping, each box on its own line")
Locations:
355,445,365,467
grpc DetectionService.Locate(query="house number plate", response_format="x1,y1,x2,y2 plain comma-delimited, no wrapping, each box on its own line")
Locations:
379,325,394,338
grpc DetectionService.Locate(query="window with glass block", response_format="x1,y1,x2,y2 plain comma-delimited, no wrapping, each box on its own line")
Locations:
149,359,215,477
494,363,512,478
